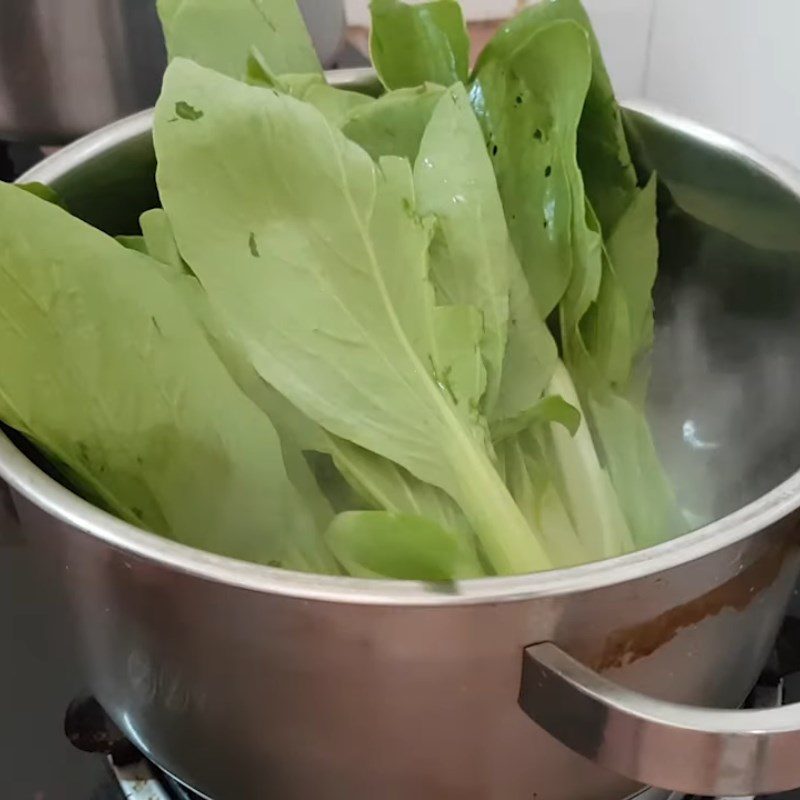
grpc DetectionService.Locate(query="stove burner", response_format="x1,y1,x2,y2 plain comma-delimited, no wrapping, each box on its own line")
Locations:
112,760,199,800
64,696,140,768
62,677,794,800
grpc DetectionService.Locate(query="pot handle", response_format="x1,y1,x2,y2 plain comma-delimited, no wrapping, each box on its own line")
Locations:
519,642,800,797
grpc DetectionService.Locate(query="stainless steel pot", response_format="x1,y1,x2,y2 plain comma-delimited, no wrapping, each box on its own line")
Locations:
0,0,346,143
4,69,800,800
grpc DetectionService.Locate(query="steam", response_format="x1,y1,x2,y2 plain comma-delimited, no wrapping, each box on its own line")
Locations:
646,209,800,531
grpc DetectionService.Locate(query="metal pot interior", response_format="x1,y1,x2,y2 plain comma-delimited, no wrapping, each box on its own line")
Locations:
10,85,800,575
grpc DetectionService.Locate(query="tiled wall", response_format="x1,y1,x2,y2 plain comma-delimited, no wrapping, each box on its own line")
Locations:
346,0,800,167
346,0,655,97
645,0,800,168
581,0,655,99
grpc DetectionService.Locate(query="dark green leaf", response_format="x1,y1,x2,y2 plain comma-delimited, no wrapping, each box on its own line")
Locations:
471,20,594,317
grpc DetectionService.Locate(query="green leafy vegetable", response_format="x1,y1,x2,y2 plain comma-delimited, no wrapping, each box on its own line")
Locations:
475,0,637,234
414,83,512,413
116,234,149,253
0,182,336,573
157,0,321,80
0,0,688,581
134,207,341,537
370,0,470,90
154,58,552,575
497,434,585,568
132,204,475,563
475,0,682,550
17,182,68,210
247,48,375,127
343,84,445,163
471,20,595,318
140,208,186,273
605,174,659,354
326,511,481,580
492,395,581,444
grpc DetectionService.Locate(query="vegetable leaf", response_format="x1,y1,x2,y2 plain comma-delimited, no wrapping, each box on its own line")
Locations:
154,58,551,575
116,235,148,254
370,0,470,90
247,49,375,128
0,182,336,573
326,511,482,580
587,387,684,549
498,434,586,568
414,83,511,412
17,182,68,210
540,362,633,560
605,173,659,355
476,0,637,234
157,0,321,80
343,84,445,163
471,20,594,318
140,208,186,274
492,395,581,444
134,207,339,537
134,203,476,555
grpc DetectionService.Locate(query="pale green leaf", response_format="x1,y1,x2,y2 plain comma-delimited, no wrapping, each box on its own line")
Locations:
414,83,510,412
587,388,686,549
116,235,148,254
370,0,469,90
134,207,338,535
17,182,68,210
154,58,550,574
498,435,586,568
329,438,478,546
540,362,633,561
342,84,445,163
159,0,321,80
578,252,634,389
247,49,375,127
140,208,185,274
156,0,185,37
492,257,559,424
492,395,580,444
326,511,482,580
138,209,463,545
606,173,659,354
430,304,486,418
560,197,604,331
0,183,336,573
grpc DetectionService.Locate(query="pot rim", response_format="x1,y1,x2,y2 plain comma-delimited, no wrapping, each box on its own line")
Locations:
5,72,800,607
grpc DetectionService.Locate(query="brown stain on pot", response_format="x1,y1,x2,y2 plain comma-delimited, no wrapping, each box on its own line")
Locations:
596,535,800,671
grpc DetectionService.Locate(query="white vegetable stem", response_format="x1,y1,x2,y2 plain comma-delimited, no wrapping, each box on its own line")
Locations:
448,427,553,575
546,361,633,561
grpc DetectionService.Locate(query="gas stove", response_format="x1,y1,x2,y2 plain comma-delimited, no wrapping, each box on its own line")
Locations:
3,36,800,800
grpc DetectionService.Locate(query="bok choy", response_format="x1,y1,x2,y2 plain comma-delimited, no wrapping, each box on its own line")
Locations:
0,0,686,580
